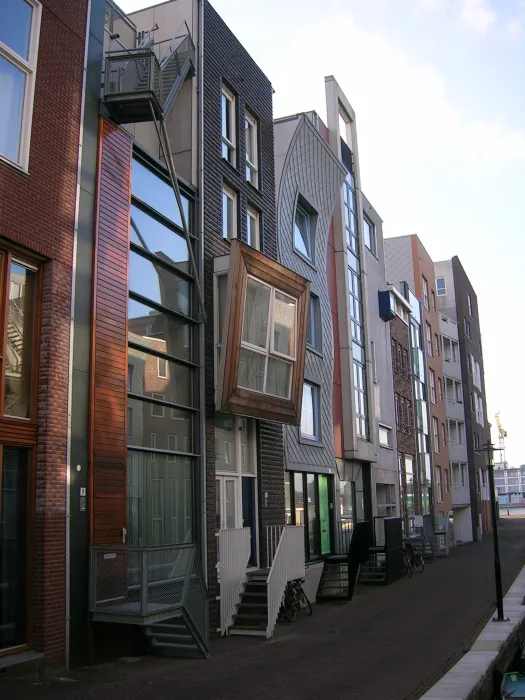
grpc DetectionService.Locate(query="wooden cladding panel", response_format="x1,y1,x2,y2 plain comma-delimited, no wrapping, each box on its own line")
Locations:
0,419,38,446
217,239,310,425
90,118,132,545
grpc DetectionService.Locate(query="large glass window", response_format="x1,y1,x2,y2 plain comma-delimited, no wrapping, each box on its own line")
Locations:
128,156,198,547
238,276,297,399
0,0,41,169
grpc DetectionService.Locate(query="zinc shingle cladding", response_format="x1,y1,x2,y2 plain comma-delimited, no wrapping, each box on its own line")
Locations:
275,115,346,472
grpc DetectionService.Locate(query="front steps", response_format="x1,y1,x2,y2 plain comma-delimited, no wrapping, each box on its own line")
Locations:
145,613,208,658
229,570,269,637
317,556,349,601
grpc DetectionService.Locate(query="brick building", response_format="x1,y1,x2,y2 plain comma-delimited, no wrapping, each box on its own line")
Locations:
0,0,88,665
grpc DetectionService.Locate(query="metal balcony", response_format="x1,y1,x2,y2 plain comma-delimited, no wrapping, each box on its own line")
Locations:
103,49,163,123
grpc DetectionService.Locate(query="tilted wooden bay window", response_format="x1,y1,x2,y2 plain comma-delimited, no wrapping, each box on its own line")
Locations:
216,239,309,424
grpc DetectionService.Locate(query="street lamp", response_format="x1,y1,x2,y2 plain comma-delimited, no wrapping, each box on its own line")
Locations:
476,440,508,622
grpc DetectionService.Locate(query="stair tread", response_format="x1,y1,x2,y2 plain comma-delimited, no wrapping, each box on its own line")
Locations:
230,623,267,631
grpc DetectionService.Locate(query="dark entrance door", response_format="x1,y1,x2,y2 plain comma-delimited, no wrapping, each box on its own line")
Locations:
242,477,257,566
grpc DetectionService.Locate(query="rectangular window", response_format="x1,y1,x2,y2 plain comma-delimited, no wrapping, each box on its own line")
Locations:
438,377,443,402
394,394,400,428
436,277,446,296
294,203,313,261
151,393,165,417
238,277,297,399
426,322,432,356
429,369,436,404
221,84,236,165
300,382,320,441
441,422,446,448
431,290,436,312
432,417,439,453
245,110,258,187
246,206,260,250
353,359,368,439
0,0,42,170
157,357,167,379
464,317,471,339
444,468,450,494
422,276,429,310
363,215,376,256
371,341,377,383
379,425,392,447
222,185,237,241
307,294,322,351
434,333,440,357
468,294,473,317
435,467,443,502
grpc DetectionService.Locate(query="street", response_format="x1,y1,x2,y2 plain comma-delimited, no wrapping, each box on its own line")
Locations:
4,516,525,700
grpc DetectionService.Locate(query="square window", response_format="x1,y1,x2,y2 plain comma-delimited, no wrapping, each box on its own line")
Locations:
246,206,260,250
379,425,392,447
301,382,320,440
221,85,236,165
245,111,258,187
0,0,42,170
436,277,446,296
222,185,237,241
294,203,313,261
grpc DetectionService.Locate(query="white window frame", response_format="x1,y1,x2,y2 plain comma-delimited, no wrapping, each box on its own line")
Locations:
300,382,321,441
432,417,440,453
422,276,429,310
246,205,260,250
436,277,446,296
426,322,433,357
222,184,237,241
238,275,297,399
429,369,436,404
435,467,443,502
468,294,473,317
0,0,42,171
221,84,236,165
379,424,392,448
245,110,258,187
157,356,168,379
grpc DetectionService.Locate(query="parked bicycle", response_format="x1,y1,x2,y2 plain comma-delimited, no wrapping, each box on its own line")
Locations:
402,540,425,577
277,578,313,621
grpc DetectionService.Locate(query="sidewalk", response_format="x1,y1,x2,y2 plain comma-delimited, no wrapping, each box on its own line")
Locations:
4,516,525,700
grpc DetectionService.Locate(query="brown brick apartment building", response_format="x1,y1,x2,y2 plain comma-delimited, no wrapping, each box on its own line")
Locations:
0,0,88,664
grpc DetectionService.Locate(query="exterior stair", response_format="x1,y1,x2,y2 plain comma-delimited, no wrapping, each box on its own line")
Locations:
145,613,208,658
317,556,350,601
229,570,269,636
358,548,387,585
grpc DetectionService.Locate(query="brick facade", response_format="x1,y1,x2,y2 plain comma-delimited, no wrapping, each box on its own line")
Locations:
0,0,88,662
203,1,284,631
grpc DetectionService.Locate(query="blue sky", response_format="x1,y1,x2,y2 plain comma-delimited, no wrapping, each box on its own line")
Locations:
120,0,525,467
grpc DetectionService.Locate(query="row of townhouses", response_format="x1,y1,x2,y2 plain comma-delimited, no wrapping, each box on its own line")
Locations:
0,0,491,669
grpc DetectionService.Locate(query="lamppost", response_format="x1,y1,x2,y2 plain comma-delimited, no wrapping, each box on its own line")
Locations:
476,440,508,622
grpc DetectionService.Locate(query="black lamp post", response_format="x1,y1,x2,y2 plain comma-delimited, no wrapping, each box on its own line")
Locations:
478,440,508,622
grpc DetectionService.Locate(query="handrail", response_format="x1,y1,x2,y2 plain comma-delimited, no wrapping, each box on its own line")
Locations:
218,527,251,633
266,526,304,638
159,20,194,68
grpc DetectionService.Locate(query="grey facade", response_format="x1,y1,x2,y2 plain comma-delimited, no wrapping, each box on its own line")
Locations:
274,113,345,474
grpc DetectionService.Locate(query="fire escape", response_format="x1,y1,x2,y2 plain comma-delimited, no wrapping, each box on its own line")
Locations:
89,23,208,658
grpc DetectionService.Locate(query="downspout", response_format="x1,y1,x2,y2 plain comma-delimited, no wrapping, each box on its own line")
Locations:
65,0,91,672
197,0,207,579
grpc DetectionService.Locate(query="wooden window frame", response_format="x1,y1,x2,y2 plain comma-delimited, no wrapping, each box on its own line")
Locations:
216,240,310,424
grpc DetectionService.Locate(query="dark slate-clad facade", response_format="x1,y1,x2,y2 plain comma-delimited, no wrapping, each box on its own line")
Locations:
203,1,284,629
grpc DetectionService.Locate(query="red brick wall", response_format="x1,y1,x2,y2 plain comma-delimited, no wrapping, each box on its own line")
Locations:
0,0,88,662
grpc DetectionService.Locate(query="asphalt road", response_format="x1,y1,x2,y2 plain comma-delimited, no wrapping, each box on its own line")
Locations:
3,515,525,700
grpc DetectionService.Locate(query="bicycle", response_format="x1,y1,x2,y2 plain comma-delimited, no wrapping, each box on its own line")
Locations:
277,578,313,621
402,541,425,577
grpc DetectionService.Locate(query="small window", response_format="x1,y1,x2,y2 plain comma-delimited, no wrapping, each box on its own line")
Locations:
429,369,436,404
441,423,446,448
245,110,258,187
431,290,436,312
432,417,439,453
363,215,376,256
435,467,443,502
221,84,236,165
426,322,432,356
158,357,167,378
438,377,443,402
436,277,446,296
0,0,42,170
294,203,313,261
127,407,133,437
151,393,165,417
422,276,429,310
222,185,237,241
307,294,322,351
444,468,450,494
468,293,473,317
379,425,392,447
301,382,320,441
150,432,156,461
246,206,260,250
434,333,440,357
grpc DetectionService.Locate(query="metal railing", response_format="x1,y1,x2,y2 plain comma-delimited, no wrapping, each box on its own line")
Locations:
217,527,251,634
104,49,162,106
89,543,208,648
266,526,305,639
333,520,353,555
265,525,285,568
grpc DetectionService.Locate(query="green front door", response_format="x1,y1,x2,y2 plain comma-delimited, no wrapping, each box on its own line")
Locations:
318,475,331,555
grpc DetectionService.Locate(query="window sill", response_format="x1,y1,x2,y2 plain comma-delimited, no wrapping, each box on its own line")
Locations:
306,345,323,358
299,435,324,448
245,179,262,196
293,246,317,271
0,152,29,176
380,444,394,450
221,156,240,176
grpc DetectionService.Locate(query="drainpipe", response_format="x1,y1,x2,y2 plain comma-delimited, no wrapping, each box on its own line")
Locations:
197,0,207,579
65,0,91,672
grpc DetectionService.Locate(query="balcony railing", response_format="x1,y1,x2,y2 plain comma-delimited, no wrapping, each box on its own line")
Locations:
89,543,208,644
103,49,163,122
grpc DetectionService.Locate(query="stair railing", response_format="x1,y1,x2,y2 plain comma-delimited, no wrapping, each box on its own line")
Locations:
265,526,304,638
159,20,194,69
217,527,251,634
265,524,284,568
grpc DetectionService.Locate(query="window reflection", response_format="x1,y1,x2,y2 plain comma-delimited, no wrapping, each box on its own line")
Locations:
4,261,36,419
129,250,191,317
130,205,189,272
128,298,192,361
127,397,193,453
131,159,190,229
128,346,192,407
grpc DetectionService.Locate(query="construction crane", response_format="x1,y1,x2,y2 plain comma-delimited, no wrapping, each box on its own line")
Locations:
495,412,507,467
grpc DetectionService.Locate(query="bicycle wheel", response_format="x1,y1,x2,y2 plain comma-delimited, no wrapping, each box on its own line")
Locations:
299,587,313,615
413,555,425,573
284,601,297,622
403,555,412,577
277,604,286,622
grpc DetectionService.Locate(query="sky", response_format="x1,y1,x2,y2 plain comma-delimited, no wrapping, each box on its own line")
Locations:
119,0,525,467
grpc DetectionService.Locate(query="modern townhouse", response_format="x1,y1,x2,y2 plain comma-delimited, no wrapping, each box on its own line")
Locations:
0,0,89,667
435,257,490,540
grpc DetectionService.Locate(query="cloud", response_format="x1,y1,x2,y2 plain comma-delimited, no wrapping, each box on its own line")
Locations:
460,0,496,33
508,17,523,38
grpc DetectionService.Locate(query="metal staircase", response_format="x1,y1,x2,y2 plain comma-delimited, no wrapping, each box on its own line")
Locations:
145,613,208,658
229,570,269,636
